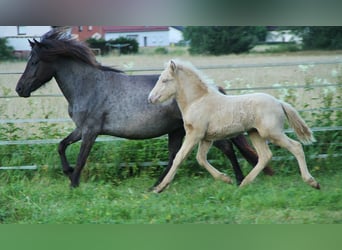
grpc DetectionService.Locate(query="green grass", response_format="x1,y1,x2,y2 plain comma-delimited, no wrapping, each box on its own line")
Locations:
0,168,341,224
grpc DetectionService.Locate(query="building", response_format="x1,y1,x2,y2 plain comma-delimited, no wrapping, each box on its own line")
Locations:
71,26,104,41
0,26,52,58
103,26,169,47
266,29,302,44
71,26,184,47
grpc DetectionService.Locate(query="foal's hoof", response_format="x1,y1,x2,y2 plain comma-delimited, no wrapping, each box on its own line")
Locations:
152,184,168,193
307,178,320,190
313,182,321,190
220,174,233,184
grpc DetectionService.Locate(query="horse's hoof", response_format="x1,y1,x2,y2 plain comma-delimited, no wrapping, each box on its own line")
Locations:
63,167,74,176
69,181,79,188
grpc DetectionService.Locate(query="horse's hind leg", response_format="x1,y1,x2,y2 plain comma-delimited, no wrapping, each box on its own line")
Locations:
240,131,272,187
213,139,244,185
231,134,274,176
197,140,233,184
58,128,82,176
272,134,320,189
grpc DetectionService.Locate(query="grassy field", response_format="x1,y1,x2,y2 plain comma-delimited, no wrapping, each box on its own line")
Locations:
0,49,341,224
0,168,341,224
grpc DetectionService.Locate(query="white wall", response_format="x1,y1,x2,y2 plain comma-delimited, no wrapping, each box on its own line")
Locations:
105,30,169,47
266,30,302,44
0,26,51,50
169,27,183,44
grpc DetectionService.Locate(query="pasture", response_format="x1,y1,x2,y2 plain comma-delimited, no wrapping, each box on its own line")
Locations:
0,49,341,223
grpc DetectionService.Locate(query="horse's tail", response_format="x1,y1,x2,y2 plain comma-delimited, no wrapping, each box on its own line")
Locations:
281,101,316,145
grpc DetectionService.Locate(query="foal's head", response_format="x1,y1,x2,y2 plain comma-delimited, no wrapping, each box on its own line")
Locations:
148,60,179,104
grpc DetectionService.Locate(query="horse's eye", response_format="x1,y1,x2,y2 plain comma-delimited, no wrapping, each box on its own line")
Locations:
30,59,39,66
162,79,169,83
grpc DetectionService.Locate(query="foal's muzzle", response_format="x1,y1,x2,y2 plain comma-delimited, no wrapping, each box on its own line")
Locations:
148,93,160,104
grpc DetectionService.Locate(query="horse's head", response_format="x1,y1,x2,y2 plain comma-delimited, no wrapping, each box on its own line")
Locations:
15,39,55,97
148,60,178,104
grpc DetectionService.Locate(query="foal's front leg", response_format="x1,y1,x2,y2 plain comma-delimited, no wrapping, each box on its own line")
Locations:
153,131,200,193
197,140,233,184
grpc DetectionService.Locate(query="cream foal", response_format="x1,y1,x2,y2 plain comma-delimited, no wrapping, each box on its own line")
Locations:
148,60,320,193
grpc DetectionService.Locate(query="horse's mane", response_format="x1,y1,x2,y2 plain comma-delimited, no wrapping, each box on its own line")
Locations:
172,59,219,93
37,28,123,73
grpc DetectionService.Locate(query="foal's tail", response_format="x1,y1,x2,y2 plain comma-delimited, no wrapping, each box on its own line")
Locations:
281,101,316,145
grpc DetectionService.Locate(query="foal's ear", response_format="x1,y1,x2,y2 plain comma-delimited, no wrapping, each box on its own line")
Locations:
170,60,177,73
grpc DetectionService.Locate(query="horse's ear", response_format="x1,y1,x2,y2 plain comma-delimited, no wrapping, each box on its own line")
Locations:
33,38,43,48
170,60,177,73
28,39,35,48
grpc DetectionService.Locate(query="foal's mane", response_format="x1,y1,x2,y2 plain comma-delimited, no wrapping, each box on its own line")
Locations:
173,60,219,93
36,28,123,73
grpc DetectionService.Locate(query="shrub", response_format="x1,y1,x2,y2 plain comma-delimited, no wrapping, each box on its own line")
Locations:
0,38,15,61
86,37,139,55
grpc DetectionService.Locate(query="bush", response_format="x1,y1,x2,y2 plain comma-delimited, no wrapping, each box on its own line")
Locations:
86,37,139,55
0,38,15,61
154,47,168,54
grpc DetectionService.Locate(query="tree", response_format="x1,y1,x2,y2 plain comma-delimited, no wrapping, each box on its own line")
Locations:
183,26,267,55
0,38,14,61
297,27,342,50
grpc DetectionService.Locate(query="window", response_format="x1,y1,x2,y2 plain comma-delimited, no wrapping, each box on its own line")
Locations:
78,26,83,32
126,34,138,40
17,26,27,35
88,26,93,31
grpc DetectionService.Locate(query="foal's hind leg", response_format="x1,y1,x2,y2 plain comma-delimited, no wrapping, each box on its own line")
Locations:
272,134,320,189
231,134,274,176
240,131,272,187
197,140,233,184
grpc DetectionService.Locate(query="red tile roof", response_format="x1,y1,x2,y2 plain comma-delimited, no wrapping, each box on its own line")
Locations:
103,26,169,33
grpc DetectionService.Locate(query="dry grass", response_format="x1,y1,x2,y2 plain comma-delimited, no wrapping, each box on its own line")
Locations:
1,50,341,136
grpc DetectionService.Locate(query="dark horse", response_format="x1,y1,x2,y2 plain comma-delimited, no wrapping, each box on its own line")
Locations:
16,29,273,189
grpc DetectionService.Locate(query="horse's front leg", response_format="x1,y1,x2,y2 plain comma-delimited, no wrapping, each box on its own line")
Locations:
58,128,82,176
70,132,97,188
213,139,244,185
153,131,200,193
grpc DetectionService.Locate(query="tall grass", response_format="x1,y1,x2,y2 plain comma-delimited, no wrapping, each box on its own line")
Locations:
0,169,341,223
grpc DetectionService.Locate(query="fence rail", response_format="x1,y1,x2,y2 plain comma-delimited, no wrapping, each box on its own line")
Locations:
1,126,341,146
1,59,341,169
1,59,342,76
